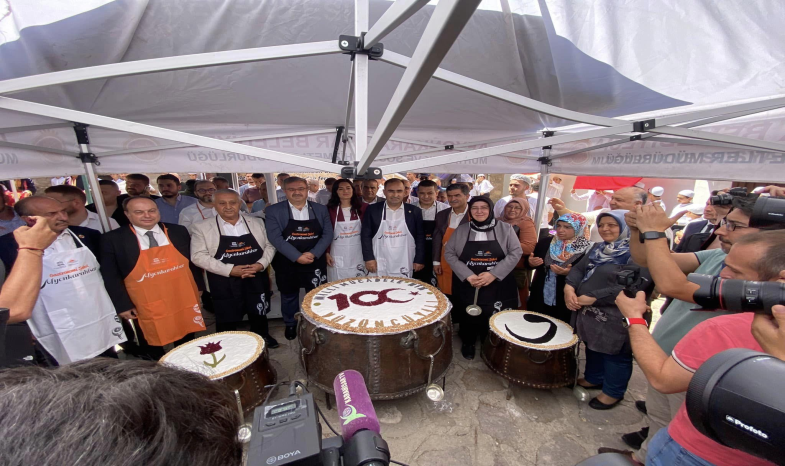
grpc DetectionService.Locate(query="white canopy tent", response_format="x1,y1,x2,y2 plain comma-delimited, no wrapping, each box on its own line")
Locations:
1,0,784,231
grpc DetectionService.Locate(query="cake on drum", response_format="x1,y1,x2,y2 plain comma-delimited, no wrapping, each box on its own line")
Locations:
482,310,578,389
160,331,277,415
299,277,453,399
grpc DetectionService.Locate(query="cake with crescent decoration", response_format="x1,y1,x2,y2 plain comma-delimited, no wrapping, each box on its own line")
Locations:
301,277,451,334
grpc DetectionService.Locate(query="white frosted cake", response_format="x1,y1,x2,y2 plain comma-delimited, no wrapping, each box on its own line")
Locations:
489,310,578,349
160,331,264,379
302,277,451,334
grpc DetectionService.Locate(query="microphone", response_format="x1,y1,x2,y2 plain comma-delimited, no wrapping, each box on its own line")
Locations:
332,370,381,442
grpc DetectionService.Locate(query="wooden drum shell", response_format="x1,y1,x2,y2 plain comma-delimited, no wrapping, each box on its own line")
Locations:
215,347,277,416
298,313,453,400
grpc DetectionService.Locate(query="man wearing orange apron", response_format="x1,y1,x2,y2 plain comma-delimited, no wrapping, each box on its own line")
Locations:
432,183,471,318
100,197,206,360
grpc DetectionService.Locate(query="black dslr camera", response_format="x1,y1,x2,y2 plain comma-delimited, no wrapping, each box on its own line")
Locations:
617,268,649,298
709,187,748,206
689,273,785,314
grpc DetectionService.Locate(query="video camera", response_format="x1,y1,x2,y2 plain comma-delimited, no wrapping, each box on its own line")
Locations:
246,370,393,466
709,187,748,206
688,274,785,314
616,268,649,298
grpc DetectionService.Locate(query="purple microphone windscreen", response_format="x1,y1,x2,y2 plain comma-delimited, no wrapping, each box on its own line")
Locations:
333,370,380,441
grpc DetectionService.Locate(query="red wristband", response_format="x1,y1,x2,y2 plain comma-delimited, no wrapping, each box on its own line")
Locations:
623,317,648,328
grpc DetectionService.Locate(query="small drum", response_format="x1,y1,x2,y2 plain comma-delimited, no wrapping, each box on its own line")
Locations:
299,277,453,399
160,331,277,415
482,310,578,389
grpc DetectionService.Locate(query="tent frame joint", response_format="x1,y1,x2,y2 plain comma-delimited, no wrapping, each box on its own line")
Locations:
541,130,555,150
445,144,454,150
78,152,100,165
537,156,552,167
632,118,656,133
630,134,643,141
73,123,90,145
338,34,384,60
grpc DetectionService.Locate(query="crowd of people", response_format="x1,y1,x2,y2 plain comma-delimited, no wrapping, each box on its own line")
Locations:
0,172,783,466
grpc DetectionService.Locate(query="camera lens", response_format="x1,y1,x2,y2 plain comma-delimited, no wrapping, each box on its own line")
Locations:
750,196,785,228
689,274,720,309
689,274,785,313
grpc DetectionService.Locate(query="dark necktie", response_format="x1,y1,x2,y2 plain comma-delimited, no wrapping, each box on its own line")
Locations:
145,231,159,248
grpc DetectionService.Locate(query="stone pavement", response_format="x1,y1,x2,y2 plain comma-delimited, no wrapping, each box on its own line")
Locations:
266,321,649,466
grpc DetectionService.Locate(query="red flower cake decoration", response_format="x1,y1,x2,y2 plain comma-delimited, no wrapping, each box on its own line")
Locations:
199,341,226,368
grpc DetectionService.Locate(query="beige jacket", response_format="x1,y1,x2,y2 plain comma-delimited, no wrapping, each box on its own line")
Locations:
190,213,276,277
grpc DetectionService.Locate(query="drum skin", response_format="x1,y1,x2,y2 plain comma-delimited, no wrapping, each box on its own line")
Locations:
481,329,576,389
298,313,453,400
216,347,277,416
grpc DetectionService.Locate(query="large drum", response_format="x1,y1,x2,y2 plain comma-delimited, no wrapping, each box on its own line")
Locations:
482,310,578,389
299,277,453,399
160,331,277,415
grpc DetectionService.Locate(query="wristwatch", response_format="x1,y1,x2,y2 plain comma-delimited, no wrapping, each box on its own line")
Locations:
622,317,648,328
638,231,667,243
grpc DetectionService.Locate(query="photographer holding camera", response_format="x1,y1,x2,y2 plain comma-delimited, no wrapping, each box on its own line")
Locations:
617,190,785,461
614,229,785,465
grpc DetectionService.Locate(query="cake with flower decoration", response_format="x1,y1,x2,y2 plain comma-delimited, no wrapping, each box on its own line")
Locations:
302,277,451,335
160,331,264,379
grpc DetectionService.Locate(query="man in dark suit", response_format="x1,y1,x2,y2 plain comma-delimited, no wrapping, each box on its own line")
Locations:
265,177,333,340
0,196,123,366
361,178,425,278
432,183,471,299
360,179,385,204
87,179,130,227
100,197,206,360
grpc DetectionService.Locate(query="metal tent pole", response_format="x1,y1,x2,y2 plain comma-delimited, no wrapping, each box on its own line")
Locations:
74,124,111,233
354,0,370,162
534,150,551,242
265,173,278,206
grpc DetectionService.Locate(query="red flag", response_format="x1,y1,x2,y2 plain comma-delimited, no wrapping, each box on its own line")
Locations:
572,176,642,190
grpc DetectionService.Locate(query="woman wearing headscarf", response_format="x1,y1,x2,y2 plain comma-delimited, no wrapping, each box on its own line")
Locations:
564,210,653,410
526,213,592,323
445,197,523,360
326,179,367,281
499,197,538,307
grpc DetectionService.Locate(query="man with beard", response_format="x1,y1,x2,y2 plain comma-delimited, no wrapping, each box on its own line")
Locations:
179,180,218,232
0,197,124,365
101,197,205,360
155,174,197,224
265,178,332,340
192,190,278,347
45,185,120,232
116,174,160,205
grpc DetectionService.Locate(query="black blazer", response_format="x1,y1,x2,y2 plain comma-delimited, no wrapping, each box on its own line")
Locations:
432,207,470,262
360,202,425,264
87,203,130,227
0,226,101,274
99,222,204,314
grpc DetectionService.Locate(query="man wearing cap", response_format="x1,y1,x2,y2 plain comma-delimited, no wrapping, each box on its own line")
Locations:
493,175,531,217
648,186,666,210
670,190,695,227
472,174,494,197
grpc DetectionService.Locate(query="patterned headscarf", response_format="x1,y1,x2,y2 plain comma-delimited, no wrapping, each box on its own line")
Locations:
548,213,591,263
583,209,631,281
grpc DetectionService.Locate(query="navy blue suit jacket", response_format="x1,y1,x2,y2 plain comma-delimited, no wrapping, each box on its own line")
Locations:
0,226,101,274
360,202,425,264
265,200,333,262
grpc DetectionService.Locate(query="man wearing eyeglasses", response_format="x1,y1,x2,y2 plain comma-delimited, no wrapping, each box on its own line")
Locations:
609,191,785,463
178,180,218,233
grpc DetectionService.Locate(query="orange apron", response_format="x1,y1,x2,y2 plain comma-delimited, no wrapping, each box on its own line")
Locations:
436,226,457,295
124,225,205,346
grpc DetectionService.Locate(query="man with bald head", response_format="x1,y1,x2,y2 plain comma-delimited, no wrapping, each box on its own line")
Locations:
100,196,205,360
0,196,125,365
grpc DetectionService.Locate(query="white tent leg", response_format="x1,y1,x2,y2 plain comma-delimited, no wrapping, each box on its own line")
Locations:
9,180,19,202
342,63,355,162
533,151,551,241
357,0,483,174
364,0,431,48
74,125,111,233
354,0,370,162
265,174,278,206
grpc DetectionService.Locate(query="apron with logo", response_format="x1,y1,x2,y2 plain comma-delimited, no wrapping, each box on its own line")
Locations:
453,232,518,316
371,206,416,278
271,202,328,294
31,232,126,364
124,225,205,346
414,217,437,286
327,207,366,281
207,216,270,323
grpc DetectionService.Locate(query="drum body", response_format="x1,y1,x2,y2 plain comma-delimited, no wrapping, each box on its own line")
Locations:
299,277,453,400
160,331,277,416
482,310,577,389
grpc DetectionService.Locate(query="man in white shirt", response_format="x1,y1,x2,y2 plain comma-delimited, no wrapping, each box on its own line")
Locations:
472,174,494,197
50,176,69,186
307,178,320,202
493,174,532,217
413,180,448,286
527,181,553,230
178,180,217,232
314,177,335,205
45,185,120,232
432,183,471,298
571,189,612,211
670,189,695,227
546,175,565,200
402,178,420,206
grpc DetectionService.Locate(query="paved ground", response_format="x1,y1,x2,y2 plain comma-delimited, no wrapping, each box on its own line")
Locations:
265,319,651,466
